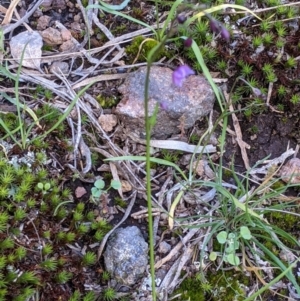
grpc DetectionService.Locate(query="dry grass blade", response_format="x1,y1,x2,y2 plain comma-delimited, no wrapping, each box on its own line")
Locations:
1,0,20,25
155,228,200,269
72,73,128,89
249,148,295,176
109,162,123,198
128,132,217,154
2,0,44,34
224,89,250,170
0,5,7,14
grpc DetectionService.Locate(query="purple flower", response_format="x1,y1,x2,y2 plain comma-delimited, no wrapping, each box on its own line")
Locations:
177,14,187,24
184,37,193,48
159,101,168,110
172,65,195,87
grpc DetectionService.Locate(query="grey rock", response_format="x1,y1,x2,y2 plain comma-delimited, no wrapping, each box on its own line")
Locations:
49,61,69,74
10,31,43,70
104,226,148,285
116,66,215,139
158,241,171,254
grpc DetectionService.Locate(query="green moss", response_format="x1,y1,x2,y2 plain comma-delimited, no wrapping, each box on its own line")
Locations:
42,45,53,51
112,24,127,35
0,153,116,299
125,35,170,63
270,179,285,190
206,269,249,301
96,95,118,109
161,149,181,163
172,277,205,301
114,197,127,208
173,269,249,301
0,113,18,134
266,209,300,233
222,168,234,180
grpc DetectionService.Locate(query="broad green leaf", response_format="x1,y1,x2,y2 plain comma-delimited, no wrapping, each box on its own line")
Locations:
94,179,105,190
217,231,227,244
111,180,121,190
240,226,252,240
227,254,240,266
234,239,239,250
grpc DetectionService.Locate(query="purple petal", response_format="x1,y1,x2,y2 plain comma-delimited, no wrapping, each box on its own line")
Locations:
172,65,195,87
159,101,168,110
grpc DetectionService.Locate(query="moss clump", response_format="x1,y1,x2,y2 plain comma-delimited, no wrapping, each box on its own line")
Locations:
266,209,300,233
114,197,127,208
0,154,112,300
125,35,170,63
206,269,249,301
96,95,118,109
172,277,205,301
0,113,18,135
173,269,249,301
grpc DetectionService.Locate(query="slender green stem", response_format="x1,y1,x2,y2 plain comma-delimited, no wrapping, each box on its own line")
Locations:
144,63,156,300
155,0,159,40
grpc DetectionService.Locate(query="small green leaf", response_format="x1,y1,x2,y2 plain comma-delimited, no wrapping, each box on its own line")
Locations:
227,254,240,266
225,244,234,254
91,187,101,198
37,183,43,190
240,226,252,240
209,252,217,261
94,179,105,189
228,232,235,239
217,231,227,244
111,180,121,190
44,183,51,190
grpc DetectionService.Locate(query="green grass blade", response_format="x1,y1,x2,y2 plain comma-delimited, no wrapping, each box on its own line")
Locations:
243,258,298,301
0,118,22,148
105,155,188,181
86,4,158,37
37,82,94,141
253,238,300,295
159,0,183,39
186,4,262,27
190,39,224,112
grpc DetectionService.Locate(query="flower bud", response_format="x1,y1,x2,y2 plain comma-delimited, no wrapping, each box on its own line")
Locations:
184,37,193,48
209,18,220,33
220,26,230,42
177,14,187,24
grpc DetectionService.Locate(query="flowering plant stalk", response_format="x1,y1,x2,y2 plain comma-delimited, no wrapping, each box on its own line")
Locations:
143,2,184,298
